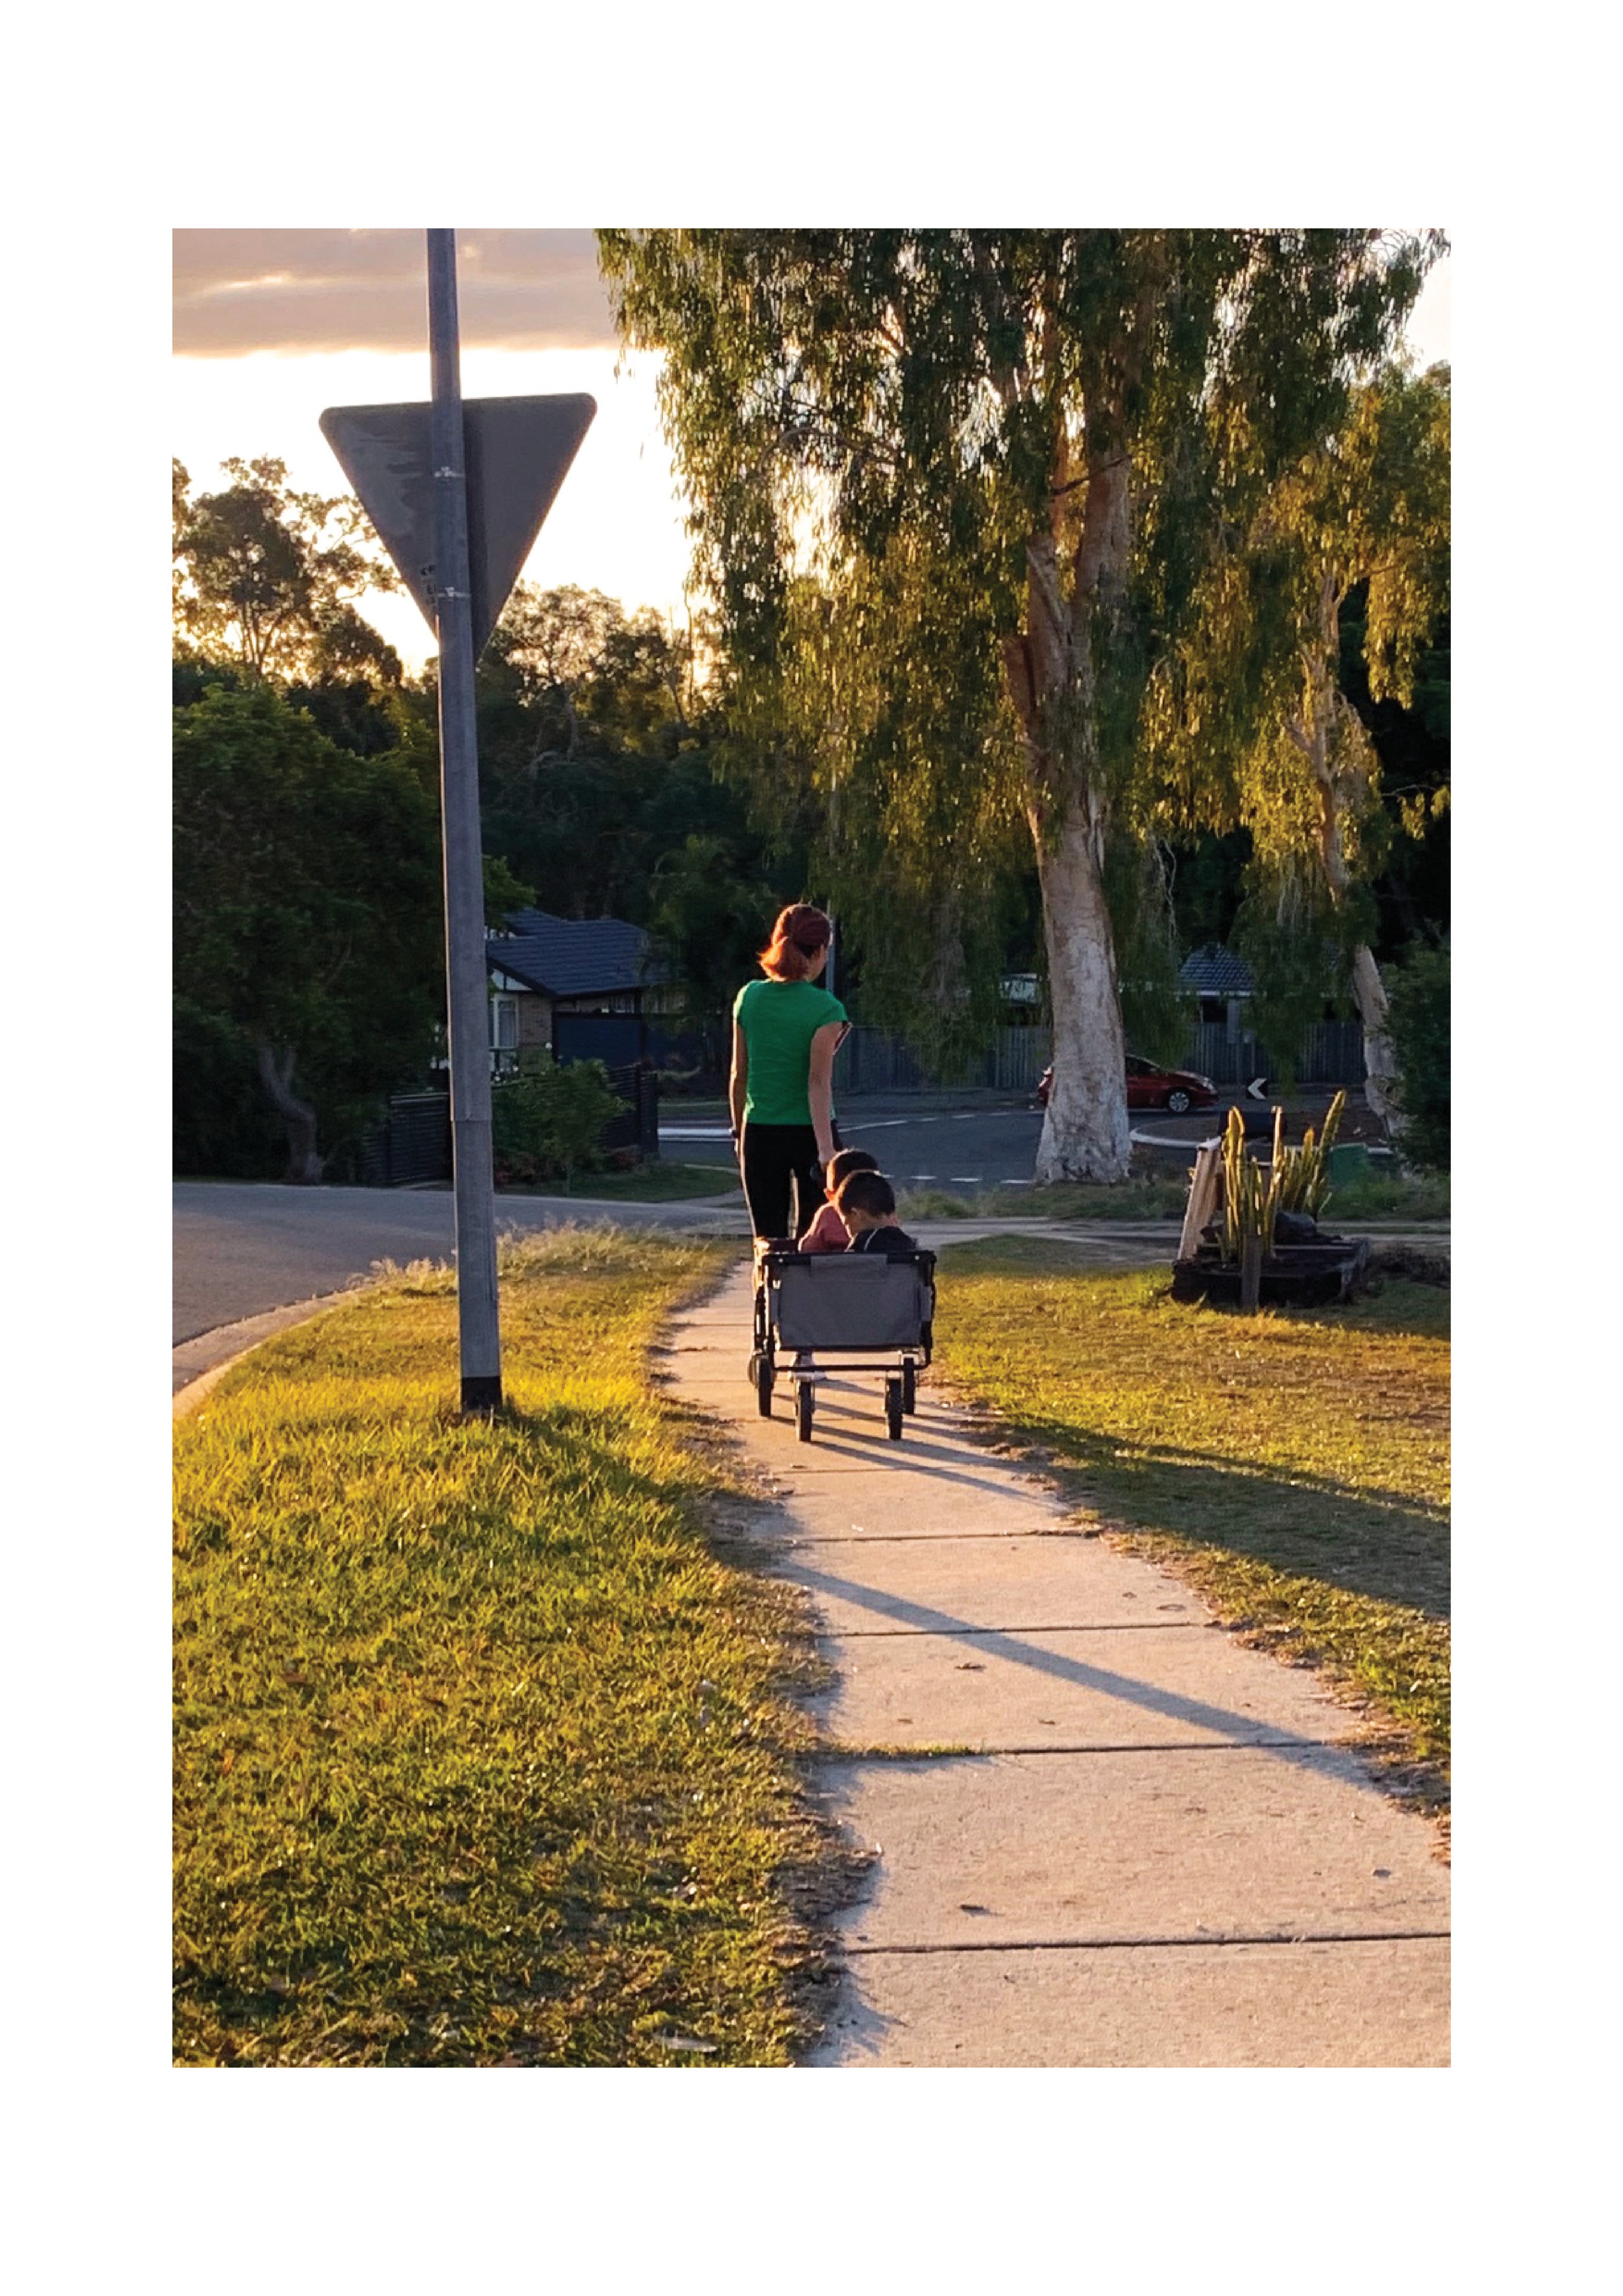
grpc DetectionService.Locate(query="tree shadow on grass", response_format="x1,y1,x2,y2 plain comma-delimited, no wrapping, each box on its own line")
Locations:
982,1410,1449,1623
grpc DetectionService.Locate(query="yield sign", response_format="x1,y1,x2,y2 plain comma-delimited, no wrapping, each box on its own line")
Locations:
318,393,596,656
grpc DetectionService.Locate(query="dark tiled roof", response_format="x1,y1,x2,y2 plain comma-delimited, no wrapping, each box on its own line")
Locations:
486,908,665,997
1178,945,1255,996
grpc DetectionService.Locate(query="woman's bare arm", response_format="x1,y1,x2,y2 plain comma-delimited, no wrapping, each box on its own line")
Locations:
729,1023,749,1142
807,1022,842,1167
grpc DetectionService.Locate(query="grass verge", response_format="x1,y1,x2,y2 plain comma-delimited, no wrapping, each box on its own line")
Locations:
173,1226,837,2067
1321,1169,1450,1223
495,1162,734,1204
898,1171,1447,1227
899,1177,1189,1222
939,1238,1450,1801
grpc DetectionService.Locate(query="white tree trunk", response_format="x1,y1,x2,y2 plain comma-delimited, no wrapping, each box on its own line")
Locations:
1033,805,1132,1183
1348,943,1402,1129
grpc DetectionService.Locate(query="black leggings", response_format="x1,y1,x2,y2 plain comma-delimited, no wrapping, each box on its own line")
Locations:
739,1121,840,1241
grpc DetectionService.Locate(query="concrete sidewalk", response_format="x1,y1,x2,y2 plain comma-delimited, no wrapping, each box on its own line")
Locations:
661,1258,1449,2067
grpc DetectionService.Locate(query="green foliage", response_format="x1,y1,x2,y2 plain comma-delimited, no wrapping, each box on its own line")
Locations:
476,584,806,1005
490,1051,628,1186
1230,861,1359,1089
1384,939,1450,1171
1108,836,1190,1066
480,851,535,927
645,834,784,1030
173,680,443,1173
173,456,403,684
1151,363,1451,1014
172,995,282,1179
599,229,1442,1169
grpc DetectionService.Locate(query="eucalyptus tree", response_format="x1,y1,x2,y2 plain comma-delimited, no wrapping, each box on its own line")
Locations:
173,456,403,686
599,229,1439,1179
1156,361,1450,1119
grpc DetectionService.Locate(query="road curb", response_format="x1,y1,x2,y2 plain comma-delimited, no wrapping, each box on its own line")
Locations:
172,1288,366,1416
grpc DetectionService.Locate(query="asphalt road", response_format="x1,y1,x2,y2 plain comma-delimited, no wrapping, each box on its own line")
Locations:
172,1181,741,1347
662,1101,1054,1188
661,1094,1293,1187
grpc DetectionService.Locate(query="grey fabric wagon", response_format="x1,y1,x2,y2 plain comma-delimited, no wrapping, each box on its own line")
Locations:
749,1247,937,1443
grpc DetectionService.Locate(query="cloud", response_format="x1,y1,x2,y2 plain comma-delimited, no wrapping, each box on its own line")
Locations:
173,229,617,356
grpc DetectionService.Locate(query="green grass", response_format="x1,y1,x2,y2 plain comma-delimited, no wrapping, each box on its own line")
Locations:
1322,1168,1450,1223
496,1160,734,1204
897,1170,1447,1227
173,1227,836,2068
899,1178,1189,1222
939,1238,1450,1795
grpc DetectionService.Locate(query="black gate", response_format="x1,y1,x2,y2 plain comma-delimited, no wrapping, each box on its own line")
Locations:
602,1063,660,1159
351,1092,453,1187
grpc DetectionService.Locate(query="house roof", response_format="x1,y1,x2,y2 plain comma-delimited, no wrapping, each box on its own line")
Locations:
487,908,665,998
1178,945,1256,996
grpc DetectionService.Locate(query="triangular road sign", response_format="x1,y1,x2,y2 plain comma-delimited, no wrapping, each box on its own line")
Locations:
319,394,596,656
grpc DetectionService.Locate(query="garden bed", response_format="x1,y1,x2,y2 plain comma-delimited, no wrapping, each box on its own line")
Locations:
1171,1236,1372,1308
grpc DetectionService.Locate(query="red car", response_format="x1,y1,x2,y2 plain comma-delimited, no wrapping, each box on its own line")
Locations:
1035,1054,1218,1116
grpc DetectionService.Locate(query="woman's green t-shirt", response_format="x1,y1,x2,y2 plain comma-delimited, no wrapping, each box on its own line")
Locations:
732,978,847,1126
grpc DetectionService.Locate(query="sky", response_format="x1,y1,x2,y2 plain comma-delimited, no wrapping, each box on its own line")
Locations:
173,229,1452,676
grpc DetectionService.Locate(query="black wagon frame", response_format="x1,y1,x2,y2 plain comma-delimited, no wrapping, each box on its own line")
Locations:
748,1245,937,1443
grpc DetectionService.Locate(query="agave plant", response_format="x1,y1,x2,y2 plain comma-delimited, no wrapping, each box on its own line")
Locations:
1274,1090,1346,1219
1220,1104,1284,1264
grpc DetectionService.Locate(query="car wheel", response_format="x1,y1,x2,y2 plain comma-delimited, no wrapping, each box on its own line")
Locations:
1165,1088,1192,1115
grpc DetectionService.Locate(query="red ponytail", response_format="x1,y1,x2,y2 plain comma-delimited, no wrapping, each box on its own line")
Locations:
758,904,832,982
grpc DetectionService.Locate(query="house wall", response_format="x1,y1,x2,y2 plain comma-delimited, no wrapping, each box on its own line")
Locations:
517,993,552,1050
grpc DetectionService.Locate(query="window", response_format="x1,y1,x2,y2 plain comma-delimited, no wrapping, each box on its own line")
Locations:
490,995,519,1052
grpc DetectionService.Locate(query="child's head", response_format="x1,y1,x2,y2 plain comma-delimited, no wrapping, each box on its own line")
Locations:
834,1167,898,1236
824,1147,878,1197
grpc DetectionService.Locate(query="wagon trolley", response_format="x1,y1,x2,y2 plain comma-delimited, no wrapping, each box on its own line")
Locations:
748,1244,937,1443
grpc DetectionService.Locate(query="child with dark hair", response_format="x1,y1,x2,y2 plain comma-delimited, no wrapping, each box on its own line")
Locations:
834,1169,919,1256
797,1147,880,1254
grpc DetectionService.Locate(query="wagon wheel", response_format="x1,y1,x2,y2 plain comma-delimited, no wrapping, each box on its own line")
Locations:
797,1380,815,1443
902,1360,917,1415
885,1377,905,1441
756,1355,774,1417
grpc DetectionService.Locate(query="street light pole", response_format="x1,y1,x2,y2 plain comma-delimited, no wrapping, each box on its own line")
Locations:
427,229,502,1414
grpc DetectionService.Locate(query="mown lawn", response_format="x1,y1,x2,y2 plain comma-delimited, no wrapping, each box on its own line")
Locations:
496,1161,734,1203
939,1239,1450,1795
899,1177,1189,1222
173,1227,832,2068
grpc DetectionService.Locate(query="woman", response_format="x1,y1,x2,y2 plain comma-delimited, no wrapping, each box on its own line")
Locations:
730,905,847,1242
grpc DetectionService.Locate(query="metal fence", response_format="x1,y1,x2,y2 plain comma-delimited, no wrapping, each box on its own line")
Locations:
601,1063,661,1159
833,1018,1366,1096
1178,1018,1367,1088
352,1092,452,1187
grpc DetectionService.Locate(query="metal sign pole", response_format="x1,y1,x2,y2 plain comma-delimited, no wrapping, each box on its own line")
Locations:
427,229,502,1413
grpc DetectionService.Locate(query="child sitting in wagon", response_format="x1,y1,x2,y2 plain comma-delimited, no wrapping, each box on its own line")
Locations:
796,1147,880,1253
832,1167,919,1257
